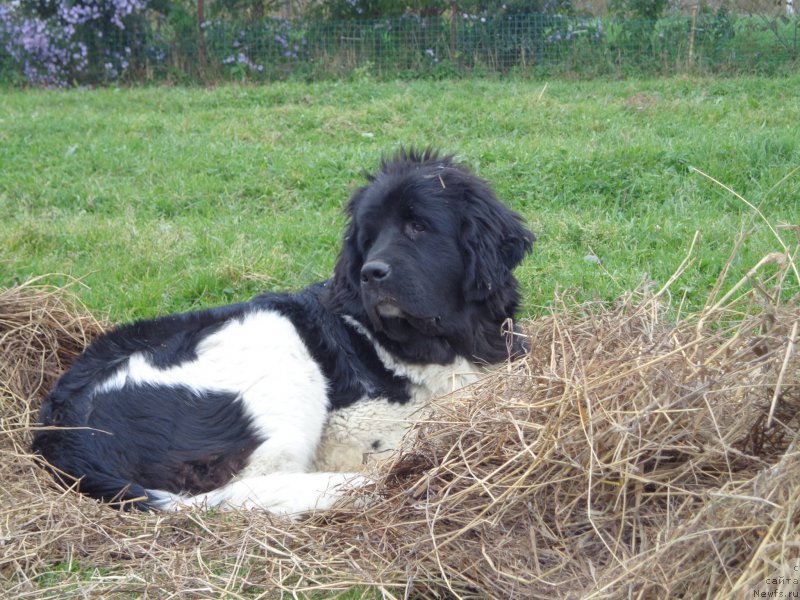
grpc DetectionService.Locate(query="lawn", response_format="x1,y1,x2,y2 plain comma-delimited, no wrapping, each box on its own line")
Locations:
1,76,798,321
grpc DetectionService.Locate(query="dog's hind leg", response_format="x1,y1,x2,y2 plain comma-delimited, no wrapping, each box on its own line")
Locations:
148,471,369,516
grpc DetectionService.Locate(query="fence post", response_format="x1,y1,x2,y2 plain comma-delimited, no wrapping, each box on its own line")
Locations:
688,6,697,68
197,0,207,77
451,2,457,62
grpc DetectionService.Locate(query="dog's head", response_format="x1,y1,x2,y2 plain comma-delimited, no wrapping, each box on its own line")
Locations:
326,149,535,365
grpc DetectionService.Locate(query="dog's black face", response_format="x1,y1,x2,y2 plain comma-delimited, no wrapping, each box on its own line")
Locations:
326,149,535,365
355,178,466,340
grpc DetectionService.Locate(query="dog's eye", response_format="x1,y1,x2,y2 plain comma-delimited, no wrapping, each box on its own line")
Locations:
405,220,425,238
359,233,374,250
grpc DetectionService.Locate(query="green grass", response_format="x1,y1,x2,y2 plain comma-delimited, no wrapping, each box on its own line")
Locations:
1,77,798,322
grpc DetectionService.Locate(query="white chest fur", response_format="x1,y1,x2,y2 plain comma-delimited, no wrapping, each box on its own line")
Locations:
313,319,485,471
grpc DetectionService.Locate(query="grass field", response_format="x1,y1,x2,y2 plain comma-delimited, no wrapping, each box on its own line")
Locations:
1,76,799,321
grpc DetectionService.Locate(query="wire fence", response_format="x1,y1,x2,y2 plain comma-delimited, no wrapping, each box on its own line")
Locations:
4,11,799,85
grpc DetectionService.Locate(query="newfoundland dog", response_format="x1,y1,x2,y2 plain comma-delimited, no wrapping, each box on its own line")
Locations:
33,149,535,514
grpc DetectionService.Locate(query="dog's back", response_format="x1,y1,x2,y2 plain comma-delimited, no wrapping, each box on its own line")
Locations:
33,291,353,512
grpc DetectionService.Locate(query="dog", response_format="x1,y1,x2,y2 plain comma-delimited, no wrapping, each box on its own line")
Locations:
32,149,535,514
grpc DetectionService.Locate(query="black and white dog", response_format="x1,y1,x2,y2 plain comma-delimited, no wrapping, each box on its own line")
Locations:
33,149,535,514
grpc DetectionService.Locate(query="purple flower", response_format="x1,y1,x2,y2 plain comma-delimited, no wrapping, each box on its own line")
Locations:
0,0,149,85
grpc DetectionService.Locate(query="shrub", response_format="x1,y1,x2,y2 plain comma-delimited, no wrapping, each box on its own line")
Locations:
0,0,150,86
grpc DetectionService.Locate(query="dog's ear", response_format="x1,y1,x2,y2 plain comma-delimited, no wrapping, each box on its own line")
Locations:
326,187,367,313
460,182,535,310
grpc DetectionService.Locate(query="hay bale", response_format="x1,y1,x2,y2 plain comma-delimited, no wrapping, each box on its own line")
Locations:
278,264,798,598
0,279,104,407
0,279,107,470
0,281,107,588
1,259,798,598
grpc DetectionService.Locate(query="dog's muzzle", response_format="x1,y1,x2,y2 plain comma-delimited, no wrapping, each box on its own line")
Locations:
360,261,391,285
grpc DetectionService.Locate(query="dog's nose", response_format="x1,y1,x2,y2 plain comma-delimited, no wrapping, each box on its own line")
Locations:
361,261,391,284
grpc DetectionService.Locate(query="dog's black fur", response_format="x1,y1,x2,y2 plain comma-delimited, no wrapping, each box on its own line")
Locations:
328,150,534,364
32,149,535,510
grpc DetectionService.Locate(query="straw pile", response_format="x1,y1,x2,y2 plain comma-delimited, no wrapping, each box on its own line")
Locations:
1,250,798,599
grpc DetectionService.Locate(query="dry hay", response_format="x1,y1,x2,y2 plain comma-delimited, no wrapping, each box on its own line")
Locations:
0,278,105,490
1,253,799,599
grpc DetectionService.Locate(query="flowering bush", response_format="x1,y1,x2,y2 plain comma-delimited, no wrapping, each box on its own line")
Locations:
0,0,149,86
203,17,308,79
542,17,604,48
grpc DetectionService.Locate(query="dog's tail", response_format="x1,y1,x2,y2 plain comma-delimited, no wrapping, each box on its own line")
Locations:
147,472,368,516
35,458,163,511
